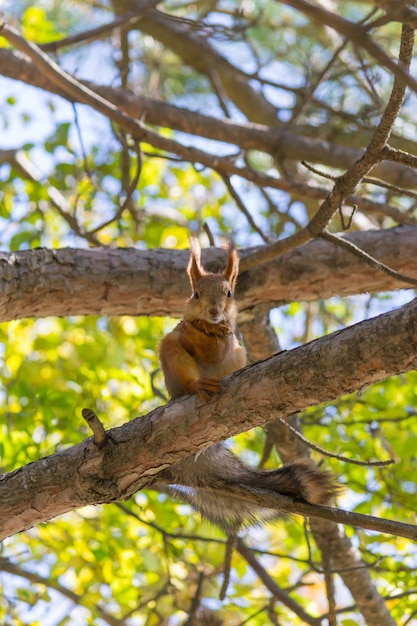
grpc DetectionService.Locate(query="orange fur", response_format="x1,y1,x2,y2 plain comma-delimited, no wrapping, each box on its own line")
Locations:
159,241,247,401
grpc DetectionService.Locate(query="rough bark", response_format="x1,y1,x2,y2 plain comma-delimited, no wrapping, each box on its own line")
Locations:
246,309,401,626
1,226,416,323
266,410,399,626
311,519,397,626
1,296,416,540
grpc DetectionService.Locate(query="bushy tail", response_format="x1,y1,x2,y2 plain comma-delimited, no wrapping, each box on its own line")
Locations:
249,457,339,506
157,446,339,532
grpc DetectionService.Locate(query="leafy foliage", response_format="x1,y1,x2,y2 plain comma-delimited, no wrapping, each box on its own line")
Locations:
1,1,417,625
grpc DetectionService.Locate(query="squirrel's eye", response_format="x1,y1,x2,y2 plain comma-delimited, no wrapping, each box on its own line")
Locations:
194,291,199,299
227,290,233,298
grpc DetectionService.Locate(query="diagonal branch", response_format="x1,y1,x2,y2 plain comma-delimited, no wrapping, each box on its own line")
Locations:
320,230,417,287
0,557,124,626
281,0,417,94
3,48,417,195
1,296,416,540
241,20,414,270
236,539,321,625
39,3,161,52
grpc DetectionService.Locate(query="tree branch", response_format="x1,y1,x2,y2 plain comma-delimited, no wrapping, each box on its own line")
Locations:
2,49,417,193
320,229,417,287
236,539,321,625
0,557,125,626
282,0,417,95
1,296,416,540
241,20,413,270
1,227,416,323
39,3,161,52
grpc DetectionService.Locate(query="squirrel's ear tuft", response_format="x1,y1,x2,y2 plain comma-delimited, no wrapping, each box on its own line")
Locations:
223,241,239,290
187,237,206,287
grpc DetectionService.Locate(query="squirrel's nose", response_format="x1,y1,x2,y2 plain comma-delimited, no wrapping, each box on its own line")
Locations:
209,307,221,317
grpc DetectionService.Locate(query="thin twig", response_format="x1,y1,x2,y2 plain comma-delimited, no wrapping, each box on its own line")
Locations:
202,222,216,246
39,3,161,52
301,160,338,181
220,173,271,243
362,176,417,201
278,418,397,466
282,0,417,95
72,103,93,180
207,65,232,118
320,229,417,288
88,141,143,235
184,571,205,625
46,187,101,245
322,550,337,626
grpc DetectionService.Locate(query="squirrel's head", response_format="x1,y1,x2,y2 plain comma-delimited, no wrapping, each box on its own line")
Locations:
185,239,239,325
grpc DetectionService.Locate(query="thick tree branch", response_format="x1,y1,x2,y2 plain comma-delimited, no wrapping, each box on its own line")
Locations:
250,316,401,626
1,296,416,540
1,227,416,323
311,519,397,626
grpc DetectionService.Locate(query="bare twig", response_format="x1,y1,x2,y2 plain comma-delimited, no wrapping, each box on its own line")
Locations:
220,173,271,243
282,0,417,95
39,3,161,52
320,229,417,288
278,418,397,467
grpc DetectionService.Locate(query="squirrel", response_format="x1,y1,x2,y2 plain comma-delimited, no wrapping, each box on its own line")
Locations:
157,239,338,531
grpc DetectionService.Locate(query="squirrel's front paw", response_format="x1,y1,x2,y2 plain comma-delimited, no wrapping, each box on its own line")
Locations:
192,376,222,401
191,319,232,337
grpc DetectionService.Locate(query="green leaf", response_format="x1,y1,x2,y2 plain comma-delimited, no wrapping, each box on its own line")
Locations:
21,7,65,44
